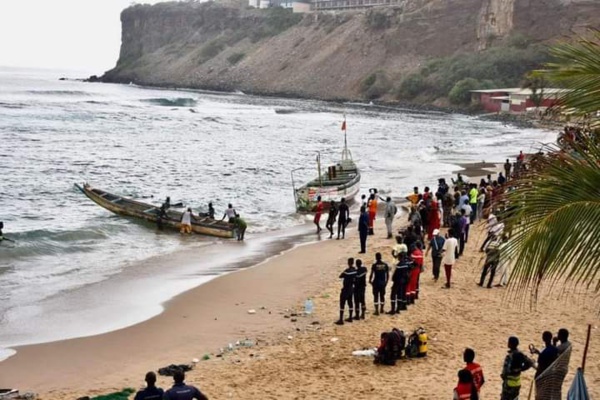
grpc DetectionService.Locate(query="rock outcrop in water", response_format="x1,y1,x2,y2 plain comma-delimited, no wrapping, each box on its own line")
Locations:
101,0,600,102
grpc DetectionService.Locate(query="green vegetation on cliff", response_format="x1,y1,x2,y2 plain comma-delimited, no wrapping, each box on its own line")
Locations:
395,35,550,105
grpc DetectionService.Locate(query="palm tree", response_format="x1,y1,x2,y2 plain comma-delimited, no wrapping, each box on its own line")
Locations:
501,32,600,303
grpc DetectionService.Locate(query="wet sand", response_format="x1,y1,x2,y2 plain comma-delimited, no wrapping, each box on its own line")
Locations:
2,166,599,400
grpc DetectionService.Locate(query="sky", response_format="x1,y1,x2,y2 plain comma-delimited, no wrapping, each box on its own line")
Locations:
0,0,164,73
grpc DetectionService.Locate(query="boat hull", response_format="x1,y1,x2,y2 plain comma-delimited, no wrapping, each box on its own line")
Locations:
75,183,235,239
295,173,361,212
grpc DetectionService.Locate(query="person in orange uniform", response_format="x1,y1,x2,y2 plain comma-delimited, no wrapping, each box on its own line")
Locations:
453,369,479,400
463,348,485,394
367,193,378,235
408,242,423,303
314,196,323,234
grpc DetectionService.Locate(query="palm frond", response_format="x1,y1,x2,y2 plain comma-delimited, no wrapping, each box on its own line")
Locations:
502,138,600,304
538,30,600,115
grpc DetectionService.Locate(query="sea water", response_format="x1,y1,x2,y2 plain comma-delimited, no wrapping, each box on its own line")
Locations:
0,66,557,356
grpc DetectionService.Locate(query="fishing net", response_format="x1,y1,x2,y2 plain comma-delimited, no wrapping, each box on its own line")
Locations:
534,345,572,400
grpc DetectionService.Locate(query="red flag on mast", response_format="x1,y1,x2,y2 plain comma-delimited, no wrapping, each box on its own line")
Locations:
341,120,346,131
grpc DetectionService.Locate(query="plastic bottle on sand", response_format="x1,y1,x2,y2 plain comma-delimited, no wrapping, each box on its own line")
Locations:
304,298,314,315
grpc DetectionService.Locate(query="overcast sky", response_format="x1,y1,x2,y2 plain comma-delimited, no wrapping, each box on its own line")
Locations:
0,1,164,73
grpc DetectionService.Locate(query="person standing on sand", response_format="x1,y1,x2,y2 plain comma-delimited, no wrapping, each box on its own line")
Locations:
530,331,558,380
406,186,419,206
408,241,423,303
369,252,389,315
389,251,410,314
337,198,349,239
441,229,458,288
164,370,208,400
314,196,323,234
336,258,356,325
353,259,367,320
384,197,397,239
443,190,454,227
358,206,369,254
478,235,502,288
457,209,468,256
504,158,512,180
367,192,378,235
134,371,163,400
501,336,533,400
326,200,338,239
469,184,478,223
426,228,445,282
427,194,441,240
498,172,506,186
463,348,485,394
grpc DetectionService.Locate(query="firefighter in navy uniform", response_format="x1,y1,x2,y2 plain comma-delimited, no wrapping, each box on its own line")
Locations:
389,251,411,315
353,259,368,320
335,258,357,325
369,252,389,315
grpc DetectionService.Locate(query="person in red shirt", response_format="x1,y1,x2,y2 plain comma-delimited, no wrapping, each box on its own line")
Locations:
314,196,323,233
453,369,479,400
367,192,378,235
407,242,423,304
463,348,485,393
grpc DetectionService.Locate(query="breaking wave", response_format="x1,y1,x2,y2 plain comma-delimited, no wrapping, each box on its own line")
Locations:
142,97,198,107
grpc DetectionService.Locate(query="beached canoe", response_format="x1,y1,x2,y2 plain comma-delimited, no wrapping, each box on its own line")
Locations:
293,130,361,212
75,183,235,239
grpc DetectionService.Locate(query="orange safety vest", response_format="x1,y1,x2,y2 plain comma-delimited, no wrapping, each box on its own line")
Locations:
454,383,474,400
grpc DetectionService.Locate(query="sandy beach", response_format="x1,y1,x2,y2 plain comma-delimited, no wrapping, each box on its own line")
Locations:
1,167,599,400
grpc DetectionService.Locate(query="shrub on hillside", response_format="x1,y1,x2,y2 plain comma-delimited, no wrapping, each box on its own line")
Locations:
201,37,227,60
448,78,480,105
397,74,427,99
366,10,390,30
227,52,245,65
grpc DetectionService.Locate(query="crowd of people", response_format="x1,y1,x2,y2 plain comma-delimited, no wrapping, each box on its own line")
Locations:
331,152,574,400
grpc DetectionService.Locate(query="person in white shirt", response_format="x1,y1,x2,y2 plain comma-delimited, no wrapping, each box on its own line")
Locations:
384,197,397,239
221,203,237,223
180,207,195,234
441,229,459,288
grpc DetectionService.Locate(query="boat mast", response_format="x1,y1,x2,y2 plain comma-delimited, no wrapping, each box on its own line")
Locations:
317,151,322,186
341,114,352,161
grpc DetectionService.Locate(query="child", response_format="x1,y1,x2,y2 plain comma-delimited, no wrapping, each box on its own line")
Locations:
463,348,485,393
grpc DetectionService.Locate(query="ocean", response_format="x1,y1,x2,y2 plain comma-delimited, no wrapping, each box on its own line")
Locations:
0,66,557,359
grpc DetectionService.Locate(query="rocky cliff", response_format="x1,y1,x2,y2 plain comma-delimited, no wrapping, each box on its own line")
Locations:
101,0,600,102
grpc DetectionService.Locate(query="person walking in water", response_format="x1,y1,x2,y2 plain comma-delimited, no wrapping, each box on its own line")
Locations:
337,197,349,239
384,197,397,239
353,259,367,320
358,206,369,254
369,252,389,315
180,208,195,234
221,204,237,223
335,258,356,325
326,200,338,239
501,336,533,400
232,214,247,241
314,196,323,234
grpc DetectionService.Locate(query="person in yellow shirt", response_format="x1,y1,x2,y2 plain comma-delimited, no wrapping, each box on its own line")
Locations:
468,184,479,223
405,187,419,206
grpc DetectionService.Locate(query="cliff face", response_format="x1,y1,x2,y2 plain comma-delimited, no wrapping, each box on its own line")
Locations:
102,0,600,101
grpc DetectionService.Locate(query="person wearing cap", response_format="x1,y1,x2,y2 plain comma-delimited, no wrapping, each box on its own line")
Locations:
164,370,208,400
384,197,397,239
426,228,445,282
501,336,533,400
134,371,164,400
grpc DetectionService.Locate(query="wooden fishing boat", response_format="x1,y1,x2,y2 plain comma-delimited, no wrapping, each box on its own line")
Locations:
75,183,235,238
292,120,361,212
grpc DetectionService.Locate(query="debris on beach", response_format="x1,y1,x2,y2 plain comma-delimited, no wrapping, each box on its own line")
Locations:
247,309,256,314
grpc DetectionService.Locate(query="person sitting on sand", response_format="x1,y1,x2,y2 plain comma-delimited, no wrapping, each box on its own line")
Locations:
134,371,164,400
453,369,479,400
336,258,356,325
369,252,389,315
164,370,208,400
463,348,485,393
